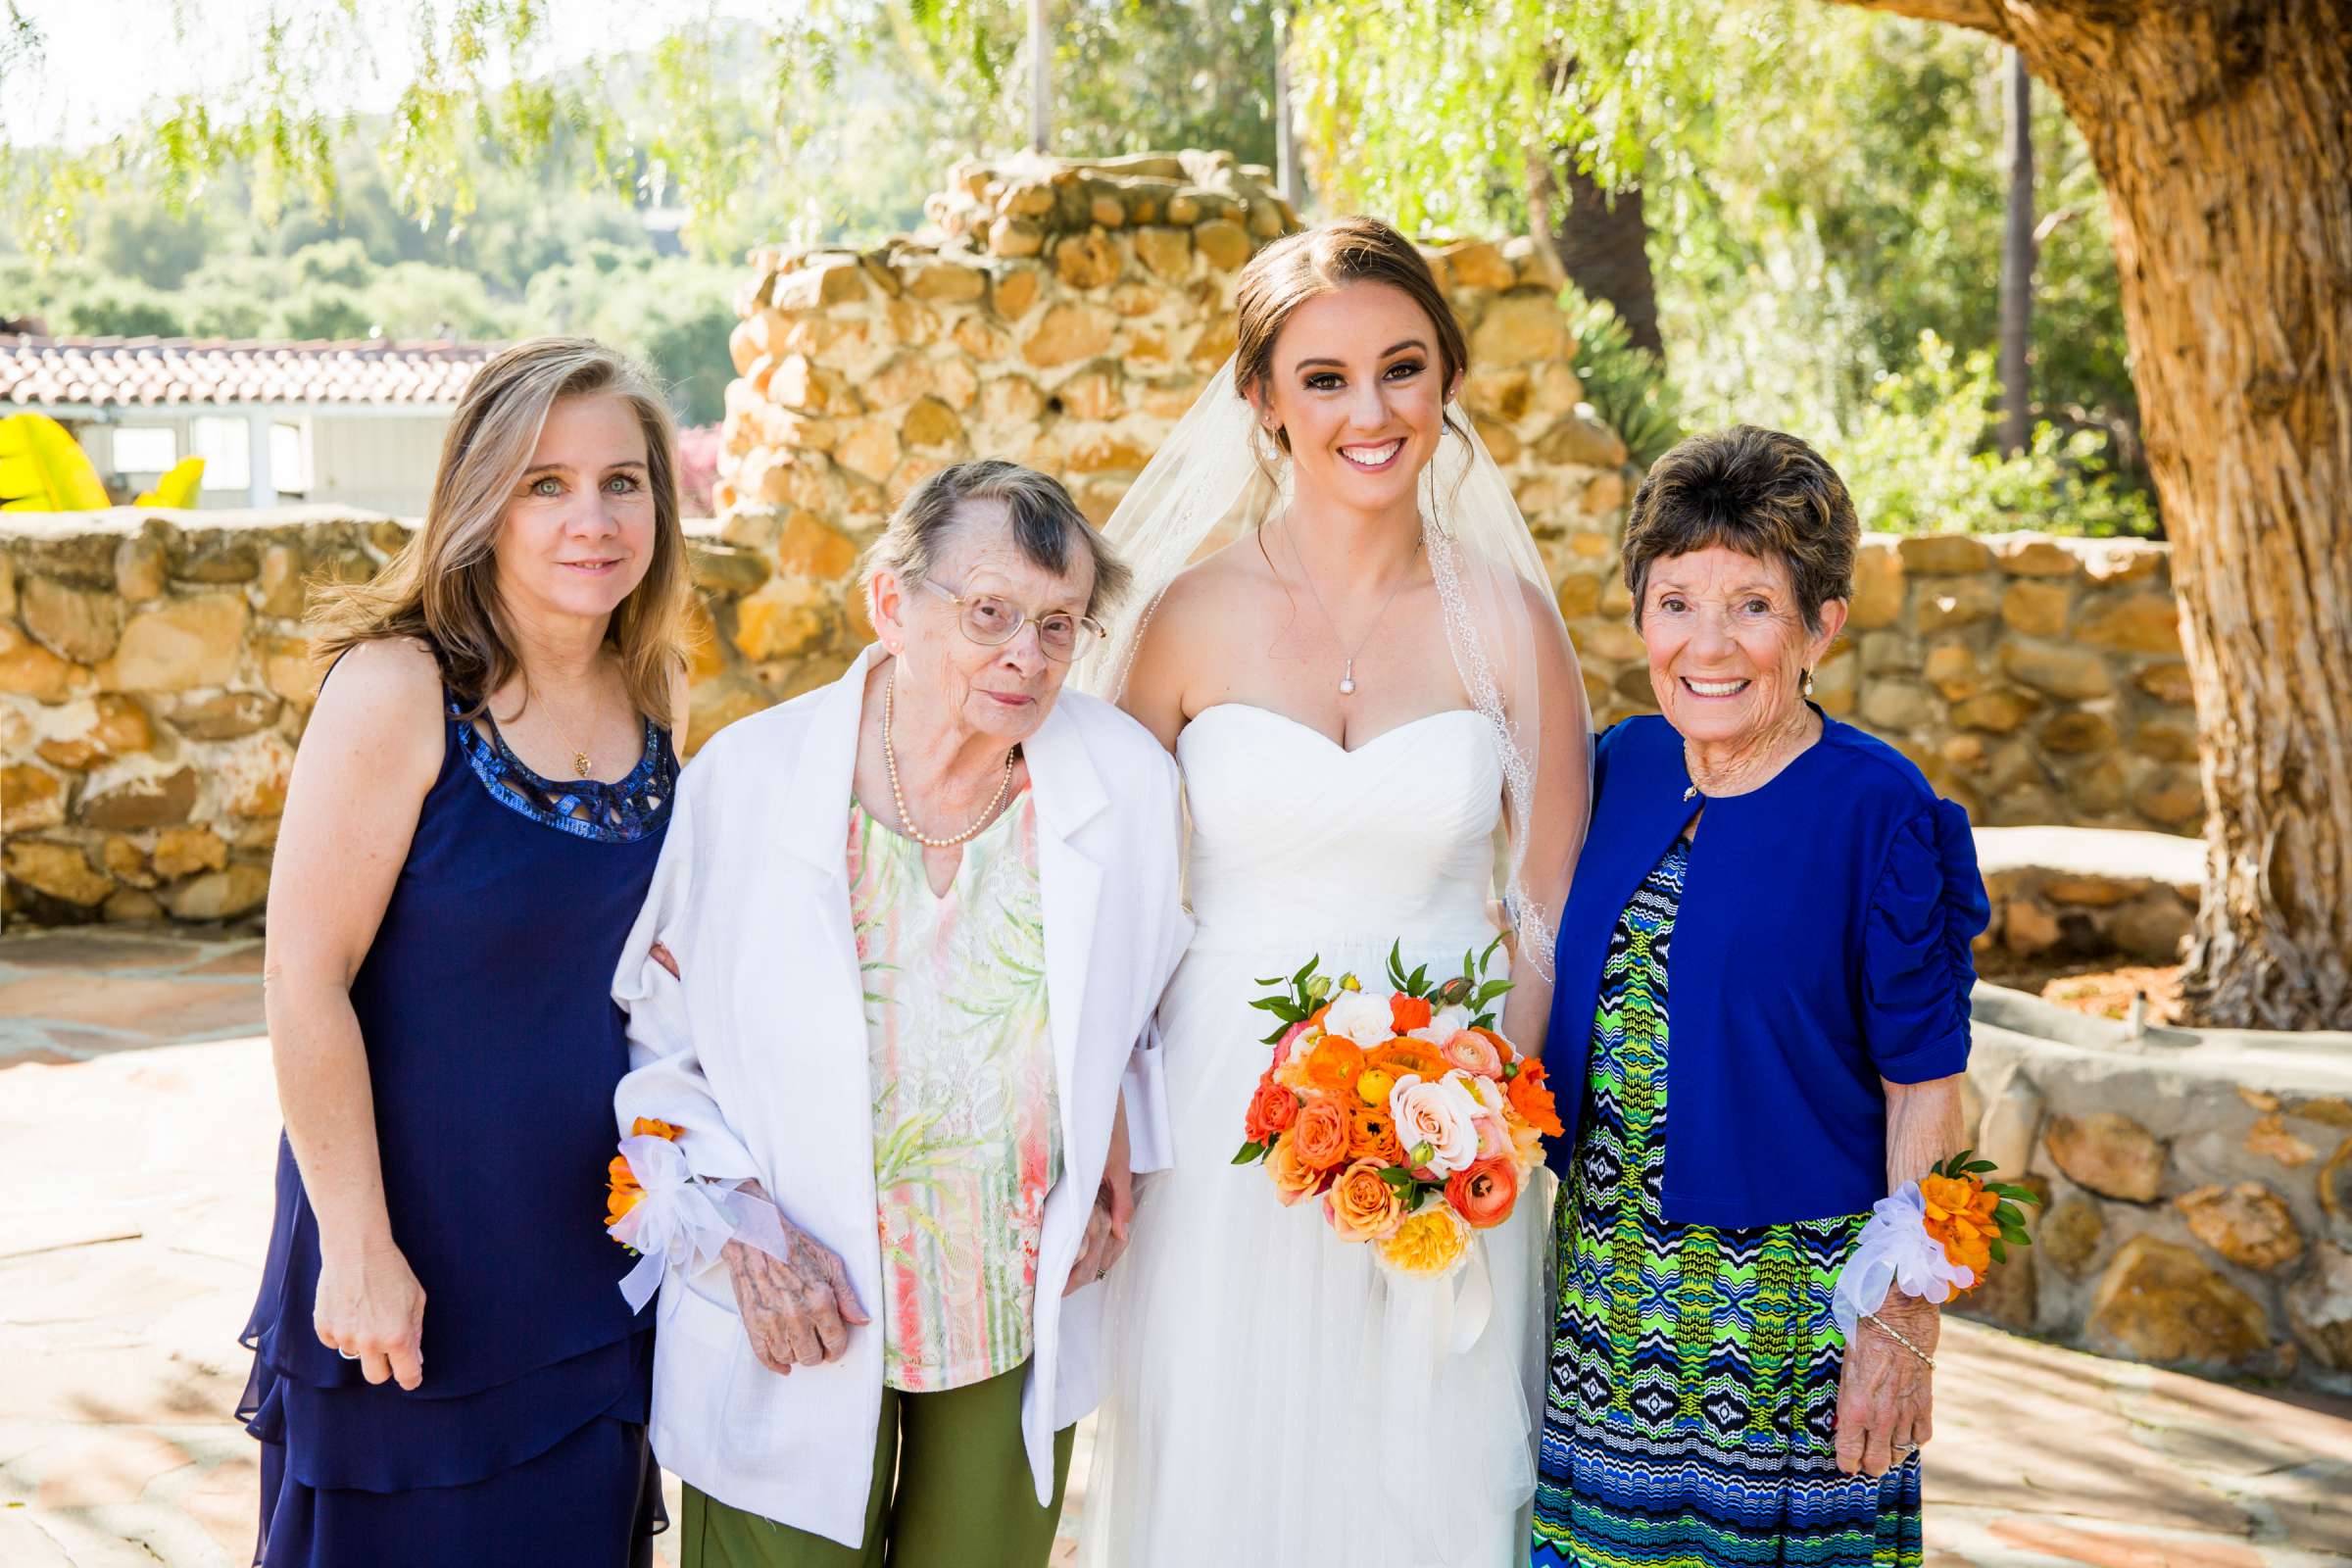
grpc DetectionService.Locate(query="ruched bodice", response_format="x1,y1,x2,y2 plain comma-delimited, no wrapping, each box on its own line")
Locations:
1176,704,1503,956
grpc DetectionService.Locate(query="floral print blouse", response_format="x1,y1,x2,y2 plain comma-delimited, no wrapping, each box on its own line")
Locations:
848,788,1060,1394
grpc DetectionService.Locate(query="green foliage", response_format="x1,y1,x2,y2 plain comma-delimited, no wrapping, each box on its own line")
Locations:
1825,332,2155,539
1561,288,1683,468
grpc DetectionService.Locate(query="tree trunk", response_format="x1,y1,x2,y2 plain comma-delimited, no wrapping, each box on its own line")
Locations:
1997,48,2034,457
1838,0,2352,1028
1536,156,1664,359
1273,2,1305,210
1028,0,1051,152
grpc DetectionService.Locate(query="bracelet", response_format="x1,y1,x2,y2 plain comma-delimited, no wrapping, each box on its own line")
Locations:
1861,1310,1936,1370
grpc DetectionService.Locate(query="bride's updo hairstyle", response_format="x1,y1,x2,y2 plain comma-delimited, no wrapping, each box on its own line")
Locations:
1231,216,1471,456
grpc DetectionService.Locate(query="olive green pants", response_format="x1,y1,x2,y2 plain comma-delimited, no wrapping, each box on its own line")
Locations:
678,1363,1074,1568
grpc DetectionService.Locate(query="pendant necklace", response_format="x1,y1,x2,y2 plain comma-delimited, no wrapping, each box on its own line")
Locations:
530,683,596,779
1286,516,1420,697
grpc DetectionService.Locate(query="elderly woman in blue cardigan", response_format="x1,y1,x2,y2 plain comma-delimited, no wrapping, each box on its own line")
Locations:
1530,426,1989,1568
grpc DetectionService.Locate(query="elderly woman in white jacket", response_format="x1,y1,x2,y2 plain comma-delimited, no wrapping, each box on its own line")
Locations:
610,461,1189,1568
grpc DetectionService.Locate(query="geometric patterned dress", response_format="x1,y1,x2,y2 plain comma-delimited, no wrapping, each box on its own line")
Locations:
1531,837,1923,1568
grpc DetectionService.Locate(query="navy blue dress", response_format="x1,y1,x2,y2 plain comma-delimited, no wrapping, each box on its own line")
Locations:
239,675,676,1568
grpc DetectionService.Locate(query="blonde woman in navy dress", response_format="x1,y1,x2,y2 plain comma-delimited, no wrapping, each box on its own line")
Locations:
240,338,691,1566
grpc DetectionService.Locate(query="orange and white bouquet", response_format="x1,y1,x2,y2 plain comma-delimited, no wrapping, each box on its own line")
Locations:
1233,939,1561,1280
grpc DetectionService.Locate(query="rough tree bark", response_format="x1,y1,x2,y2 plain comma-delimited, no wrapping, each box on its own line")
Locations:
1838,0,2352,1029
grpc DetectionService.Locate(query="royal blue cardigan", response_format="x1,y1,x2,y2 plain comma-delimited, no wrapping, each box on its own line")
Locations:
1544,711,1990,1229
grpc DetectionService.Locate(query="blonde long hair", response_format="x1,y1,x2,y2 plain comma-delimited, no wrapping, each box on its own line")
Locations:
312,336,690,722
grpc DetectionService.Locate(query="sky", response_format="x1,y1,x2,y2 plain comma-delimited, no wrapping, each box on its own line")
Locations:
2,0,790,149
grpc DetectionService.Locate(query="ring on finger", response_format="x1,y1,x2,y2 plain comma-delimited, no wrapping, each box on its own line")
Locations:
337,1348,359,1361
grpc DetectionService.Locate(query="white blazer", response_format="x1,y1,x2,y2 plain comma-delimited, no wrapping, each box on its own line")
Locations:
611,645,1190,1546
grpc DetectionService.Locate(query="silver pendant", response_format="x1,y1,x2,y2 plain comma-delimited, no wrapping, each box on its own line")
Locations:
1683,785,1698,802
1339,660,1355,697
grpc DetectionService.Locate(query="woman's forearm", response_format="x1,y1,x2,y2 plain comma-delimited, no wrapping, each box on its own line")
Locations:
1501,965,1555,1059
1884,1074,1965,1193
267,971,397,1258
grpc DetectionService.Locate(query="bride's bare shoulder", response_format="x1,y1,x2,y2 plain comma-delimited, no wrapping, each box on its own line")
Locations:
1146,532,1280,628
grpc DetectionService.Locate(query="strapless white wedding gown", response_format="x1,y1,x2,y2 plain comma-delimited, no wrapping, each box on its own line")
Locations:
1078,703,1551,1568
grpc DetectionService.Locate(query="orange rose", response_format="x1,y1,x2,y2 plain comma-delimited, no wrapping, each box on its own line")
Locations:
1505,1058,1565,1140
1325,1157,1407,1242
1292,1096,1352,1171
630,1116,684,1142
1446,1156,1519,1229
1348,1102,1406,1165
1471,1026,1516,1066
1268,1133,1336,1205
1369,1042,1447,1084
1304,1036,1369,1094
1245,1074,1300,1144
1391,994,1435,1034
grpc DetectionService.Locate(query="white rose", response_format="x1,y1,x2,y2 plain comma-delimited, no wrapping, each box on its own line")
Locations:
1458,1069,1508,1119
1408,1003,1473,1044
1388,1073,1483,1177
1322,989,1394,1046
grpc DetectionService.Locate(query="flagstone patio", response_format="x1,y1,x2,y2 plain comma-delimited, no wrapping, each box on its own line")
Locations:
2,926,2347,1568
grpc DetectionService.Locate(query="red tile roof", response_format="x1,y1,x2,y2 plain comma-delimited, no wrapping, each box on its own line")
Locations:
0,336,500,409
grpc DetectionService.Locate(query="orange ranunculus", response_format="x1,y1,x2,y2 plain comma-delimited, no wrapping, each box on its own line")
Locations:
1504,1058,1565,1139
1921,1172,2002,1277
1304,1036,1369,1094
1445,1156,1519,1229
1348,1102,1407,1165
1268,1133,1336,1205
1245,1074,1300,1144
1471,1026,1515,1065
630,1116,684,1142
1369,1041,1447,1084
1325,1157,1407,1242
1292,1096,1353,1171
1391,993,1435,1034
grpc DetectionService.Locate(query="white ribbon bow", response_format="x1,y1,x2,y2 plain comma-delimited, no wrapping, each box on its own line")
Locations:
608,1134,794,1313
1833,1179,1977,1340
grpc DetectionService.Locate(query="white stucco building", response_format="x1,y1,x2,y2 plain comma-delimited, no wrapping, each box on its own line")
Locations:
0,335,500,514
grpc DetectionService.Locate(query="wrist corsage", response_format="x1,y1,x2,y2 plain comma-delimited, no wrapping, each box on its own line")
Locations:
605,1116,793,1312
1832,1148,2039,1341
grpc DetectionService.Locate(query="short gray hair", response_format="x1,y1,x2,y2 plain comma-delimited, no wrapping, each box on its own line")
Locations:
859,460,1133,618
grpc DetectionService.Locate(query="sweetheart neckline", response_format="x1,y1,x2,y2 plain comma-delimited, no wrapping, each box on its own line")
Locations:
1180,701,1487,758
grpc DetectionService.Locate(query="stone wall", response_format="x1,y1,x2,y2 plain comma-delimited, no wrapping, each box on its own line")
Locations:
705,149,1635,748
0,507,780,927
1958,988,2352,1395
1819,533,2197,836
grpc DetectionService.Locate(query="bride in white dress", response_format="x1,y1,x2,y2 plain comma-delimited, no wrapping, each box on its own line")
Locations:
1077,218,1592,1568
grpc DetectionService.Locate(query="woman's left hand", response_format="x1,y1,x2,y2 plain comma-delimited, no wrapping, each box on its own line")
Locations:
1066,1104,1137,1294
1835,1295,1938,1477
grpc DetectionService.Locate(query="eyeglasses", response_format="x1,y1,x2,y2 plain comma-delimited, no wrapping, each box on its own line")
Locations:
921,578,1106,662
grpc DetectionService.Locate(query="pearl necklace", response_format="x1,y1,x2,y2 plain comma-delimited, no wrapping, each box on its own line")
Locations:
881,667,1017,850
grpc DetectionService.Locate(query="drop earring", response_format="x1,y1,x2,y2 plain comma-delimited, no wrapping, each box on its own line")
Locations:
1802,667,1816,699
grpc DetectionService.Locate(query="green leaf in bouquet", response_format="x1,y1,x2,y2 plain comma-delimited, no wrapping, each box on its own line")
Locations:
1989,1239,2009,1265
1378,1167,1416,1194
1480,932,1507,971
1963,1160,1999,1176
1387,941,1408,990
1474,978,1513,1005
1292,956,1319,989
1407,962,1429,994
1260,1022,1293,1047
1233,1141,1266,1164
1989,1183,2041,1205
1253,975,1286,989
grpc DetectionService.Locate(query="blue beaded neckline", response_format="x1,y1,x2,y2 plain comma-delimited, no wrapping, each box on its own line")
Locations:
450,692,675,844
